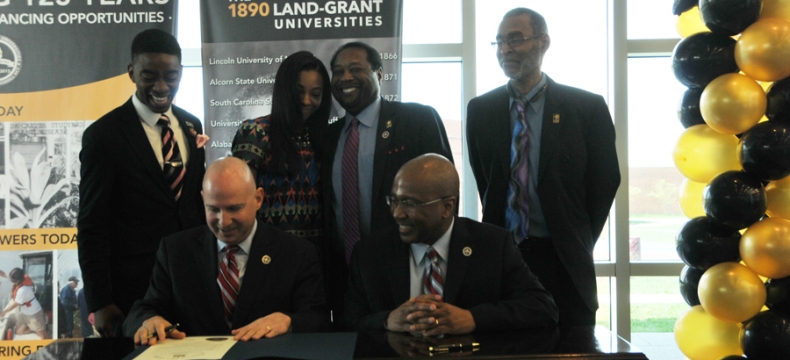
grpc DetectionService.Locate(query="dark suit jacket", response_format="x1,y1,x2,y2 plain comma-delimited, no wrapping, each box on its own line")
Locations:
466,77,620,311
344,217,559,332
78,98,206,315
123,222,330,336
320,98,454,317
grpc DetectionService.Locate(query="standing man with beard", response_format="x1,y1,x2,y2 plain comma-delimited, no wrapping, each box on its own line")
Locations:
466,8,620,326
78,28,207,337
322,42,454,324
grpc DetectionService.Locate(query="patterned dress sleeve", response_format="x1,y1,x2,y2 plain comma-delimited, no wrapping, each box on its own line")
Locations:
231,116,271,174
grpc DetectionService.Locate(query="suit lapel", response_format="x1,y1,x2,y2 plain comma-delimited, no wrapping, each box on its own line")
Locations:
233,222,272,328
490,87,513,189
193,228,228,330
538,78,562,185
323,116,346,195
173,106,198,160
388,237,412,304
442,218,471,304
118,99,177,199
372,98,394,204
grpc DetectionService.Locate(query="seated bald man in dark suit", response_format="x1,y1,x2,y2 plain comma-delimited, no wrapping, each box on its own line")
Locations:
125,157,329,345
344,154,558,336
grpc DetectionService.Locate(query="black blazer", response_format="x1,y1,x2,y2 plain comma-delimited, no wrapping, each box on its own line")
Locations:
319,98,454,315
466,77,620,311
78,98,206,315
123,222,330,336
344,217,558,332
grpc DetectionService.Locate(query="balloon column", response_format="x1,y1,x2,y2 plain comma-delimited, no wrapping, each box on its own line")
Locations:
672,0,790,359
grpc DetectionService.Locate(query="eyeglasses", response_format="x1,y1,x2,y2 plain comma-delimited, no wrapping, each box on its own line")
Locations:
491,34,543,49
386,195,449,211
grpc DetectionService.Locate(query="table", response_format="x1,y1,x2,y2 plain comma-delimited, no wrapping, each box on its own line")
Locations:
22,326,648,359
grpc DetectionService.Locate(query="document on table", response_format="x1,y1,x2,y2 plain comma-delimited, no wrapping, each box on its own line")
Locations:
133,336,236,360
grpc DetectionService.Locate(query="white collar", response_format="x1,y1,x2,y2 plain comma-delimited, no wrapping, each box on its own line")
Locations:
411,217,455,265
217,221,257,255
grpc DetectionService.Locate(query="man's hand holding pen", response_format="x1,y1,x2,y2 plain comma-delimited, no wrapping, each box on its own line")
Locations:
134,316,185,345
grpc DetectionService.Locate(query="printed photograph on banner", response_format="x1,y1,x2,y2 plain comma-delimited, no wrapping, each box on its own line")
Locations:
4,122,85,229
202,37,400,162
55,250,92,339
0,250,53,340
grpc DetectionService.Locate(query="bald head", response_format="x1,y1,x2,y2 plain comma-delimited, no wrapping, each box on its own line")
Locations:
390,154,457,245
202,157,263,245
203,157,256,193
396,154,459,201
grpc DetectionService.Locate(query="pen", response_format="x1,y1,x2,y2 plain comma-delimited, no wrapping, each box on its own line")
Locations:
147,323,180,339
429,342,480,352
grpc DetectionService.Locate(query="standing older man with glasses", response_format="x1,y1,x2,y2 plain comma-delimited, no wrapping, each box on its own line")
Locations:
466,8,620,326
344,154,557,335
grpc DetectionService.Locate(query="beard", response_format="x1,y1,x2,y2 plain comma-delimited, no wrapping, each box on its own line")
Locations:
503,45,543,81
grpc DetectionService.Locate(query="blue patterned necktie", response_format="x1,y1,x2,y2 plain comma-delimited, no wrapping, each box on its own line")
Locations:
508,98,530,242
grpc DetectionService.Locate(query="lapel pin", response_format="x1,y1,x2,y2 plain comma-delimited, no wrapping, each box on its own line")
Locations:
386,120,392,128
262,255,271,264
462,247,472,256
328,116,339,124
553,114,560,123
382,131,390,139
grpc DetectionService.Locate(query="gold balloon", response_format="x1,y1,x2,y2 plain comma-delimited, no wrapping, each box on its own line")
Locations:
698,262,766,323
701,73,766,135
679,178,707,219
676,6,710,38
741,217,790,278
761,0,790,22
735,18,790,81
674,305,743,360
673,124,742,183
767,175,790,219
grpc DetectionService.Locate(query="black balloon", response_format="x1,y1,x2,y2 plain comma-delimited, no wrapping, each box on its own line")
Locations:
719,356,747,360
672,32,738,89
673,0,698,15
767,276,790,318
767,76,790,123
703,171,767,230
699,0,762,36
679,265,705,306
678,88,706,128
676,216,741,270
741,311,790,360
740,122,790,181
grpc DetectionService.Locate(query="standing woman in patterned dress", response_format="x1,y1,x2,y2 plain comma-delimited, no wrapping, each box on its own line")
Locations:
231,51,331,252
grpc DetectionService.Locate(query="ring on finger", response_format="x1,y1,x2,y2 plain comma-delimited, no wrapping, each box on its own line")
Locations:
435,319,439,326
266,325,271,331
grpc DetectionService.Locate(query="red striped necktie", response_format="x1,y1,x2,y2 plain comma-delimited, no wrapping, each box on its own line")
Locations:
157,114,185,201
217,245,240,326
342,118,361,264
423,247,444,297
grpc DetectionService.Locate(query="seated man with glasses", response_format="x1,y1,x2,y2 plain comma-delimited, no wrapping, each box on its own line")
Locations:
344,154,558,335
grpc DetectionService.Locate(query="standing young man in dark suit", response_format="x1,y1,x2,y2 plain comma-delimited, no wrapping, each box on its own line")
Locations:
78,28,207,337
466,8,620,326
344,154,558,334
125,157,329,344
322,42,454,322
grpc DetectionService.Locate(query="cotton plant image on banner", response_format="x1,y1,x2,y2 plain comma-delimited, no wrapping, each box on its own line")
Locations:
671,0,790,359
